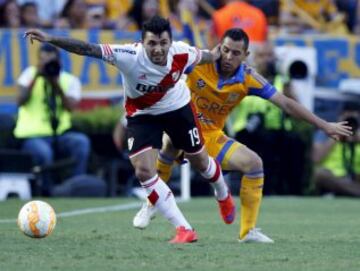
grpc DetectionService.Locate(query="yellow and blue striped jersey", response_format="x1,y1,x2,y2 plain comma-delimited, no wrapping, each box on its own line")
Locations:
187,62,277,131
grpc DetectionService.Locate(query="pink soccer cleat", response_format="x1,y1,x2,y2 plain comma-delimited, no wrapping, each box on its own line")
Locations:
169,226,198,244
217,192,236,224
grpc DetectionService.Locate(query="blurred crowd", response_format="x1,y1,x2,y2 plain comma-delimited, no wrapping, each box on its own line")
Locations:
0,0,359,37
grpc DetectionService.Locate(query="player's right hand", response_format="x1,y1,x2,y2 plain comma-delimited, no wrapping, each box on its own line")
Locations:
323,121,353,141
24,29,51,44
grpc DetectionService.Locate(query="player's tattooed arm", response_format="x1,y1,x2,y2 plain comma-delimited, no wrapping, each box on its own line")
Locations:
198,50,214,64
50,36,102,59
198,44,221,64
24,29,102,59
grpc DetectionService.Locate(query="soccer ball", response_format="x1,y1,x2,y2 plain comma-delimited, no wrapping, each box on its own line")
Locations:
17,200,57,238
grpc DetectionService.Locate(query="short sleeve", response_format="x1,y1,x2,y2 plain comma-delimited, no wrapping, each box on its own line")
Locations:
100,43,137,73
246,68,277,99
17,66,36,87
173,41,202,74
64,73,82,101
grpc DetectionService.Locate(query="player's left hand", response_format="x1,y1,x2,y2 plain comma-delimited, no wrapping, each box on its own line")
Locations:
323,121,353,141
24,29,51,44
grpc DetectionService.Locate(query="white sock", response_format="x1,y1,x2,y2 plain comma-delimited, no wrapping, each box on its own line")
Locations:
200,157,228,200
141,175,192,230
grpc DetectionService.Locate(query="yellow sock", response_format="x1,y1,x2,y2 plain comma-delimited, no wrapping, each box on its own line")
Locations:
156,158,173,183
239,175,264,239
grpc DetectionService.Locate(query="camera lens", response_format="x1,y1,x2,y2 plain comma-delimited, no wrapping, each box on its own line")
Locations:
44,60,61,77
344,116,359,131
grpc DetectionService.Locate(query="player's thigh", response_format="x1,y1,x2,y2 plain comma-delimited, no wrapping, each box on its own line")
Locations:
202,131,241,171
164,103,203,154
184,146,210,171
126,115,163,158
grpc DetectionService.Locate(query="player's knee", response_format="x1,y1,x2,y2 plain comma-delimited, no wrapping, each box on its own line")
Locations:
192,156,209,172
135,165,153,182
244,153,263,173
186,151,209,172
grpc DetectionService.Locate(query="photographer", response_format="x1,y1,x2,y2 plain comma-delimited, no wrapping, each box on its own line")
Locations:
232,43,309,195
14,43,90,196
312,103,360,197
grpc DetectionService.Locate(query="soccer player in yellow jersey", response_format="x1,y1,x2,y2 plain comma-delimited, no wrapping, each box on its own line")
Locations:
132,28,352,242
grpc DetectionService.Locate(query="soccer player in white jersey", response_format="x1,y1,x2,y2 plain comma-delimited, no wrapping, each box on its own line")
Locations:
25,16,236,243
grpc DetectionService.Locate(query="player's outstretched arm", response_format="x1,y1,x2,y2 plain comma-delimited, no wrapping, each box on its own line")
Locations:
24,29,102,59
270,92,353,140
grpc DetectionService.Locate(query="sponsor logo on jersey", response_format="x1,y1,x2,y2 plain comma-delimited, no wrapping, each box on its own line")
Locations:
197,112,214,124
136,83,171,93
225,93,240,104
128,137,134,150
196,79,206,89
114,48,136,55
171,70,181,81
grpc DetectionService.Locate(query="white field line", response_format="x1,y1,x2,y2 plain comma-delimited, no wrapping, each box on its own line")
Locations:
0,198,187,224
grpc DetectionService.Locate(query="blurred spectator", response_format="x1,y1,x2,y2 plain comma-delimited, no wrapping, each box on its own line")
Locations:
354,0,360,34
81,0,135,30
354,0,360,35
312,103,360,197
169,0,211,47
0,0,20,28
211,0,267,45
127,0,160,31
197,0,223,19
20,2,40,27
57,0,88,29
106,0,133,21
249,0,280,27
17,0,66,27
14,44,90,196
335,0,358,33
280,0,349,34
232,43,310,195
86,4,116,29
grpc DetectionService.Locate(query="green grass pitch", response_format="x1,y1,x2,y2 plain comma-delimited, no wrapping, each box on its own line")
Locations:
0,197,359,271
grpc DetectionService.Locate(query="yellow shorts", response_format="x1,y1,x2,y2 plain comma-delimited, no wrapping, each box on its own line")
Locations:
202,130,242,170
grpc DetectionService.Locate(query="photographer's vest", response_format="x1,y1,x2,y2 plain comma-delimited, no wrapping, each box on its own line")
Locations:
14,67,73,138
320,143,360,177
231,74,293,132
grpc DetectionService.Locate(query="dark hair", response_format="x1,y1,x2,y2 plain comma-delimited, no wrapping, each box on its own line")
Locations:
0,0,18,27
222,28,249,51
141,15,172,41
127,0,146,29
39,43,60,59
61,0,75,18
20,2,37,26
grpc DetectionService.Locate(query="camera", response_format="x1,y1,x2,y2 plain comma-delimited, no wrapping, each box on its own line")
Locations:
344,116,359,132
43,59,61,77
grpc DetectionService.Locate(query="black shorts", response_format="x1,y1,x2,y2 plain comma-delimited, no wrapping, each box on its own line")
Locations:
126,103,204,158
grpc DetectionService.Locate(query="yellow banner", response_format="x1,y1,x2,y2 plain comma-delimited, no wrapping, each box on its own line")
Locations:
1,29,360,97
0,29,141,97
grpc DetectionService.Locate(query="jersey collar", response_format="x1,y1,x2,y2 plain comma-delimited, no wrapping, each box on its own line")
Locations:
216,62,245,89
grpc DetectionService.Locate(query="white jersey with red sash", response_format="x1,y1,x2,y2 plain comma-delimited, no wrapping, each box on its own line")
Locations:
100,41,201,117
